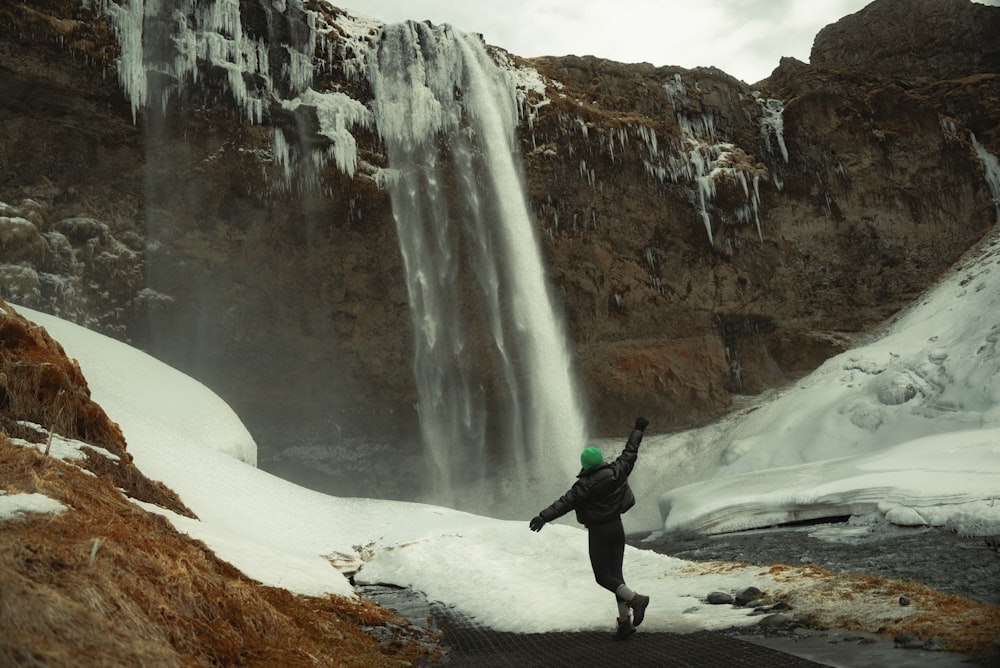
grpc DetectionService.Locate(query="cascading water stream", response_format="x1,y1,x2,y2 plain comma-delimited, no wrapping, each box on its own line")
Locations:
368,22,588,517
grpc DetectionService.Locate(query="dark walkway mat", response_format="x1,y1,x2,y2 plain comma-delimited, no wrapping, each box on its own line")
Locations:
361,584,828,667
435,614,828,667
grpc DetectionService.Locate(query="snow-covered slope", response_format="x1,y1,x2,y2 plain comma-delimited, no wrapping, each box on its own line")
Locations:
644,228,1000,534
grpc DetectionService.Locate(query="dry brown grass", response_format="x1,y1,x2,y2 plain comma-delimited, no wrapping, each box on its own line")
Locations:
1,301,193,517
0,302,124,454
1,438,438,667
688,559,1000,657
762,563,1000,657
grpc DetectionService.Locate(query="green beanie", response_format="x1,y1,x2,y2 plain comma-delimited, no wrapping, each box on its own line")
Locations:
580,446,604,470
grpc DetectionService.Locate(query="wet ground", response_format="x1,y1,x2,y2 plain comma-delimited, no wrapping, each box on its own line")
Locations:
362,521,1000,667
629,522,1000,607
629,522,1000,667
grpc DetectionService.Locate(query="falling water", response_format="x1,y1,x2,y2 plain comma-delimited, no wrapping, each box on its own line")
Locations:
368,22,588,517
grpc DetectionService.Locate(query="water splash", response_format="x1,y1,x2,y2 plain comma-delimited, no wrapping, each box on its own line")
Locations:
368,22,588,517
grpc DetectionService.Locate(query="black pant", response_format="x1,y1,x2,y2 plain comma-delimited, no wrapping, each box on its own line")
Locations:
588,517,626,595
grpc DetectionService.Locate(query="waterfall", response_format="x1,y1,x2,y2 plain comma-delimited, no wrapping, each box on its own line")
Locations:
368,22,588,517
92,0,589,516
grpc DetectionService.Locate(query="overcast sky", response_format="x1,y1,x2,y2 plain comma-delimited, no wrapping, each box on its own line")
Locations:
340,0,1000,83
336,0,869,83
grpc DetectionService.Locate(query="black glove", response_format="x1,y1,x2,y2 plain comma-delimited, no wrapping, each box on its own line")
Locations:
529,516,546,532
635,417,649,431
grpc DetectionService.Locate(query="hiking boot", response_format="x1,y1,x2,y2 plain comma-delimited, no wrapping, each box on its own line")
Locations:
612,617,635,641
629,593,650,627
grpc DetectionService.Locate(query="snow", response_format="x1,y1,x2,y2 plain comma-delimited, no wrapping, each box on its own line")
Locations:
11,307,257,468
650,228,1000,536
658,432,1000,535
0,491,68,520
10,422,120,464
8,225,1000,634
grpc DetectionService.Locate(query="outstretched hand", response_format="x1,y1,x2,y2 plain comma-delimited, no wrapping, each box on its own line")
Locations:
529,516,546,532
635,416,649,431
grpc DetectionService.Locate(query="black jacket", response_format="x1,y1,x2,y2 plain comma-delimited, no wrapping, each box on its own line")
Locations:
538,428,643,528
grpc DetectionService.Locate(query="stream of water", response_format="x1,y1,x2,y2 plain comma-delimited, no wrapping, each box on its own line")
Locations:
369,22,588,517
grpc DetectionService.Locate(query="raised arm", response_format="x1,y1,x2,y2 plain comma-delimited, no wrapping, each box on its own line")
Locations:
612,417,648,478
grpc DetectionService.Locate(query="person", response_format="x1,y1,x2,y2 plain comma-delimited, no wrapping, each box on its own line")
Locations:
528,417,650,640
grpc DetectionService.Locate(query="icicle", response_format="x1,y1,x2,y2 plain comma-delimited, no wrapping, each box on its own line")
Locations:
271,127,292,181
103,0,148,122
972,133,1000,220
281,89,372,177
755,92,789,163
653,79,772,244
663,72,685,109
941,117,959,143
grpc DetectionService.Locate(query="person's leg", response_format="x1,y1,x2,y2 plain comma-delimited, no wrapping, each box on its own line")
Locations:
589,520,637,640
588,520,626,593
605,518,651,627
608,519,627,594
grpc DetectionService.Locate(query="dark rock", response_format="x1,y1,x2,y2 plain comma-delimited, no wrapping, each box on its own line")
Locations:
734,586,764,607
758,613,794,630
706,591,734,605
811,0,1000,83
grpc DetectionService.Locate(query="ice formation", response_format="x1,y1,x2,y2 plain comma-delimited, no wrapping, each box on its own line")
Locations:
755,92,789,164
664,77,767,243
279,89,372,177
94,0,373,185
972,133,1000,220
100,0,296,123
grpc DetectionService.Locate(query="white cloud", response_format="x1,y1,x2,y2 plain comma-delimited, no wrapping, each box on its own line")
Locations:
341,0,1000,82
337,0,876,82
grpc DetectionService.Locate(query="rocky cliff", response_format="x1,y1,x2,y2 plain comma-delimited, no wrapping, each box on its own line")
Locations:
811,0,1000,81
1,0,998,499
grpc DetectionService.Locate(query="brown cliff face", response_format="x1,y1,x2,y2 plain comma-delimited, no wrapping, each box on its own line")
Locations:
1,0,998,490
518,45,998,429
811,0,1000,82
